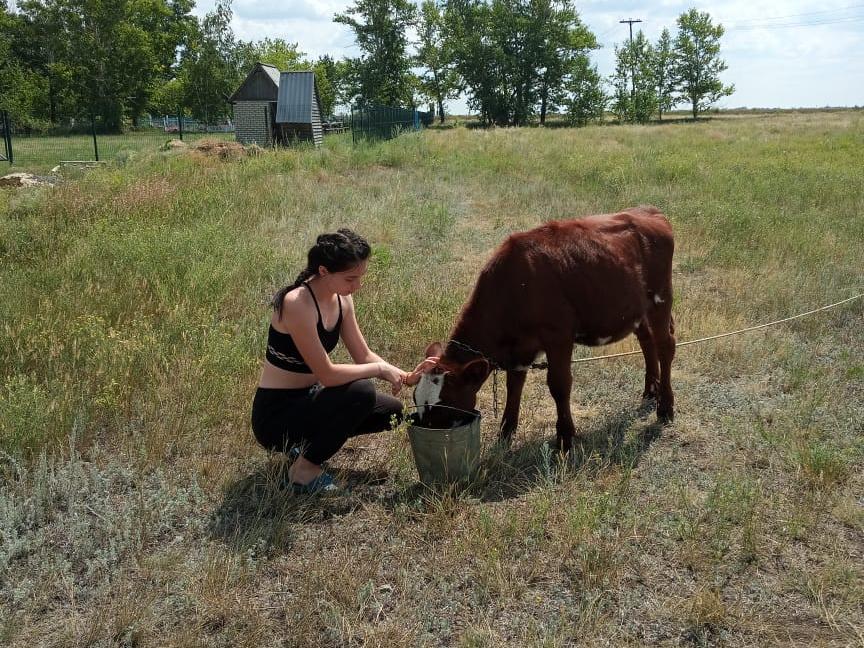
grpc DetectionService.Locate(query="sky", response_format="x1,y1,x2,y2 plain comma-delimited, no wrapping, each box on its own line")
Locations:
196,1,864,113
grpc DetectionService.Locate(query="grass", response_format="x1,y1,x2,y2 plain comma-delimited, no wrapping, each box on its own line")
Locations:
1,110,863,646
4,129,234,172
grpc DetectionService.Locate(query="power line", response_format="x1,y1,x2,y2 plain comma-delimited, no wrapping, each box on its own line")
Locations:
727,3,864,25
619,18,642,100
727,15,864,30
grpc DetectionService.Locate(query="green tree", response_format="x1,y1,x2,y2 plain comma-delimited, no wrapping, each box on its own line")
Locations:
673,9,733,119
532,0,596,125
334,0,417,107
565,53,605,126
0,3,43,119
649,27,678,120
415,0,459,123
178,0,241,124
609,30,656,123
15,0,194,130
311,57,337,118
237,37,306,72
443,0,596,126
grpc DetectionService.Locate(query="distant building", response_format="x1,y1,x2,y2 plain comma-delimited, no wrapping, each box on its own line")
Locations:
228,63,280,146
229,64,322,148
275,71,323,147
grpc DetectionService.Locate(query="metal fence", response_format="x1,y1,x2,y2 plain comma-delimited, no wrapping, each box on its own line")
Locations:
1,111,11,163
350,105,432,143
3,111,234,169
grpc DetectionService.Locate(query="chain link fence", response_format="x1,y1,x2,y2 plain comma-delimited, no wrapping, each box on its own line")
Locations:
3,110,235,170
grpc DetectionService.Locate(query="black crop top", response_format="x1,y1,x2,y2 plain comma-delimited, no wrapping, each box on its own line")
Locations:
265,283,342,373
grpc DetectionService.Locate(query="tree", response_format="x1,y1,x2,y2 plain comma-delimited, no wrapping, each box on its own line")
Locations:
334,0,416,107
673,9,733,119
14,0,194,130
415,0,459,123
649,27,677,120
609,30,656,123
565,53,605,126
443,0,597,127
312,57,336,117
0,3,43,119
178,0,242,124
532,0,596,125
237,37,305,73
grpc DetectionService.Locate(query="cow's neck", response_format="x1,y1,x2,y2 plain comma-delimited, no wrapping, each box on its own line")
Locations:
447,285,506,368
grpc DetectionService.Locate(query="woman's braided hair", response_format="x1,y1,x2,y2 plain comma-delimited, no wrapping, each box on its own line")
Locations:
272,228,371,318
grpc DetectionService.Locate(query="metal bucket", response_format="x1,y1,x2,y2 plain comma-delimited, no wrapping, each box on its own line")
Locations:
406,405,481,486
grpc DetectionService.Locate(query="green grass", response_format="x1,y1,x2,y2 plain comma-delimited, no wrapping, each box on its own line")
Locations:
5,129,233,172
1,110,863,646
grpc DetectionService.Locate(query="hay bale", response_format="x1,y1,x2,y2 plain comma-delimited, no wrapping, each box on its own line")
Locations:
192,138,247,160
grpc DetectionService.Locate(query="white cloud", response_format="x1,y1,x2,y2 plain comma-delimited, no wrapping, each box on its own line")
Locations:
194,0,864,110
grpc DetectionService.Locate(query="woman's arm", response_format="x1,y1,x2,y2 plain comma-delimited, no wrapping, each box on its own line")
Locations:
280,292,402,389
340,295,385,365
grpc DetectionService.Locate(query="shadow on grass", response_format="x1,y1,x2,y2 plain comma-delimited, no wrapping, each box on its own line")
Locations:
210,407,666,553
465,407,666,503
208,457,367,552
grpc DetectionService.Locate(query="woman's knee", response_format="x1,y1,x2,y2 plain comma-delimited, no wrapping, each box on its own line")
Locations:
319,378,376,413
346,378,377,410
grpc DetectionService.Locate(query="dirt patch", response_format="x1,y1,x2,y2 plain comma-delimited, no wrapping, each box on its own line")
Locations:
192,138,247,161
0,172,58,188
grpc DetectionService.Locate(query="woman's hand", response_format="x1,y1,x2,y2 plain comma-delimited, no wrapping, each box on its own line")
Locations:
377,361,408,395
401,356,441,387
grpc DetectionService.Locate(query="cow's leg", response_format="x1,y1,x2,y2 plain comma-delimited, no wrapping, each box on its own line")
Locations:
634,318,660,405
499,370,527,447
648,308,676,423
545,342,576,452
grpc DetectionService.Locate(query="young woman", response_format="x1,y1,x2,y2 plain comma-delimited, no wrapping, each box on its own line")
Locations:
252,228,410,494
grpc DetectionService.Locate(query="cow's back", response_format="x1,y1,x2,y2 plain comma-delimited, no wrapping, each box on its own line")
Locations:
474,206,673,345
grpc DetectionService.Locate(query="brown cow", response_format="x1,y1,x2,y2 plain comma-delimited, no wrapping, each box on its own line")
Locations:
413,206,675,451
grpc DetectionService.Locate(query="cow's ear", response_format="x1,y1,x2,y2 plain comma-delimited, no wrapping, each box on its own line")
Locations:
425,342,443,358
461,359,491,385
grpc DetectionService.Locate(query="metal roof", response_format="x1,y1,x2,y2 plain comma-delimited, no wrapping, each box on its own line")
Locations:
275,71,320,124
260,64,280,87
228,63,281,102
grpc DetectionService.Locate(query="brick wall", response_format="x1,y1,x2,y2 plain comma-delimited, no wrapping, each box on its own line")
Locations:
234,102,271,145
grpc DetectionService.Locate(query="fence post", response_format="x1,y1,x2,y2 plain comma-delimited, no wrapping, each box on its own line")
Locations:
91,114,99,162
178,109,184,141
2,111,12,165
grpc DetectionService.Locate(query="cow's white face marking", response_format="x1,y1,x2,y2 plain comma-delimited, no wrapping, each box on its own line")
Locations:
596,336,612,345
654,294,665,304
414,372,444,415
634,320,641,329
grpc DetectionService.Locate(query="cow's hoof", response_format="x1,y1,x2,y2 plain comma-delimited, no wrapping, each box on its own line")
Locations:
657,409,674,425
548,437,572,455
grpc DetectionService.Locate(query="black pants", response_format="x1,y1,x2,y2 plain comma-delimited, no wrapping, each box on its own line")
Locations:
251,379,404,465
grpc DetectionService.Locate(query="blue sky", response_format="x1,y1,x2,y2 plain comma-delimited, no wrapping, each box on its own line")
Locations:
199,1,864,112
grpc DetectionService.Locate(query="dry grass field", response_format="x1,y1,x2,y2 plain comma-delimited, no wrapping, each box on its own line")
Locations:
1,110,863,647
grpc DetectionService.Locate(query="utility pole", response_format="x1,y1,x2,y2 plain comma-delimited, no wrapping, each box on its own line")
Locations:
619,18,642,100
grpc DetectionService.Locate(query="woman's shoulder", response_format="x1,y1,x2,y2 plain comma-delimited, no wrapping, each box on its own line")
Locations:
273,286,316,327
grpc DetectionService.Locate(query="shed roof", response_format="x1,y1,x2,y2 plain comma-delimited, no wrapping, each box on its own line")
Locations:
228,63,280,102
275,71,321,124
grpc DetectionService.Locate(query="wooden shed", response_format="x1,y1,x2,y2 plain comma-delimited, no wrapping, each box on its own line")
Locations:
228,63,280,146
275,71,323,147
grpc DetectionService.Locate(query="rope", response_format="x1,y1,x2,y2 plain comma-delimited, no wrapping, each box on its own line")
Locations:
526,291,864,370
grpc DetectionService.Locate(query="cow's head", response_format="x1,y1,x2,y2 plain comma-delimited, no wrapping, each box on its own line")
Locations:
413,342,492,415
